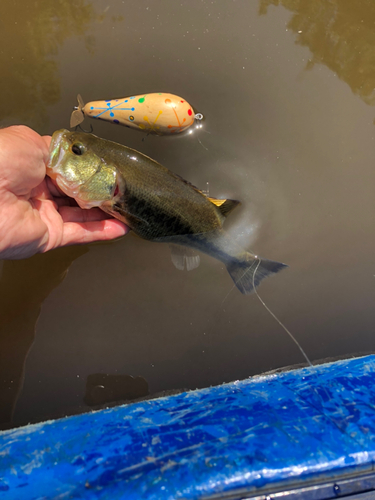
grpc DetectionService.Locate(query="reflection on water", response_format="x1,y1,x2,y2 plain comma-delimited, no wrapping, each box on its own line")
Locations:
0,0,117,128
0,247,87,428
259,0,375,105
1,0,375,428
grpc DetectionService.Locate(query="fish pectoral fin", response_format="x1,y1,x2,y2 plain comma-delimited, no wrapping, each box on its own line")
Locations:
208,197,241,217
101,201,149,228
169,244,201,272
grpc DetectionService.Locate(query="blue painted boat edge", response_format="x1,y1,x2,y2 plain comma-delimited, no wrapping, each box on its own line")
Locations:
1,354,375,500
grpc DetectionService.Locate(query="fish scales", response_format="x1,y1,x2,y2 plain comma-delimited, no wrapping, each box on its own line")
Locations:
47,130,286,293
80,134,221,239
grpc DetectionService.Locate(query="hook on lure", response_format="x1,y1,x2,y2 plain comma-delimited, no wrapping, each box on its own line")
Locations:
73,122,94,134
70,93,204,137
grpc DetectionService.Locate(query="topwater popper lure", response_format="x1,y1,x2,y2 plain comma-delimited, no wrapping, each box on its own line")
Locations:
70,93,204,136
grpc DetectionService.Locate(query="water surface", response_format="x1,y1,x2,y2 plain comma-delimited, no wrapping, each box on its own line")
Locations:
1,0,374,428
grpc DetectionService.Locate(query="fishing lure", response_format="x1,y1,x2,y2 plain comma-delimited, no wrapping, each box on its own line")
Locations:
70,93,204,135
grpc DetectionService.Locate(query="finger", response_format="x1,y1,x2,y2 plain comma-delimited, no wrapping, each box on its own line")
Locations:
46,176,66,198
59,206,112,223
0,126,49,194
45,177,79,206
60,219,130,247
32,179,78,208
42,135,51,150
54,197,79,208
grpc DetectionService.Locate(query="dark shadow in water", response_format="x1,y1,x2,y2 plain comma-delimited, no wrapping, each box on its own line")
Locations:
259,0,375,106
84,373,149,407
0,0,123,127
0,246,88,427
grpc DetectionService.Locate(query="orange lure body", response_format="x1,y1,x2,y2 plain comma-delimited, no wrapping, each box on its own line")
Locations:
70,93,203,135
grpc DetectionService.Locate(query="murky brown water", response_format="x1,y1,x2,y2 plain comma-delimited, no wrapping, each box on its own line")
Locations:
1,0,375,429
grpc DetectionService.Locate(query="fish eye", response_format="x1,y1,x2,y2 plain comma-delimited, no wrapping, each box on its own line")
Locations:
71,143,85,155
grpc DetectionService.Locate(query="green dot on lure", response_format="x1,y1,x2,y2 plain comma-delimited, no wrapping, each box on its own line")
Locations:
70,93,204,136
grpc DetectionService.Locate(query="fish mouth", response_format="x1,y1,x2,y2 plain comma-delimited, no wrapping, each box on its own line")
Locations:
46,129,69,178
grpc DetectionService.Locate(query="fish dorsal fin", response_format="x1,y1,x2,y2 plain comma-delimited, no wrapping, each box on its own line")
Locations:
172,173,241,217
173,173,204,195
208,197,241,217
207,197,226,207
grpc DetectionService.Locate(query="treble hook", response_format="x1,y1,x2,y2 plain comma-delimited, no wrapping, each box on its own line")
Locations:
74,123,94,134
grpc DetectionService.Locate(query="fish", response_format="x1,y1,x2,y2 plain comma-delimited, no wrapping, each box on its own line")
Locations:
70,93,204,135
47,130,287,294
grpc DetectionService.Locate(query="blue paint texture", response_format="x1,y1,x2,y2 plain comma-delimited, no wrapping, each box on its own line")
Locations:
91,100,135,119
1,356,375,499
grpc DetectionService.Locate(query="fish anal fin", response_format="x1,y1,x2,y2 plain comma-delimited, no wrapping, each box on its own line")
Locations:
169,244,200,271
208,198,241,217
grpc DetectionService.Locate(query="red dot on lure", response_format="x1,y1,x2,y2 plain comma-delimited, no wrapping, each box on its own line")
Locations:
70,93,204,136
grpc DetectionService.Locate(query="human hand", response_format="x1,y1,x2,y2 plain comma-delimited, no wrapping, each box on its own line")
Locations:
0,125,129,259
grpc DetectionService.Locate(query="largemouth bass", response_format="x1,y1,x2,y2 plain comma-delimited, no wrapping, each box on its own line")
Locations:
47,130,286,294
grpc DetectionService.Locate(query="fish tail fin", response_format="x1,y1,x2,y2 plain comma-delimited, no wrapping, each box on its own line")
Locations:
226,254,287,294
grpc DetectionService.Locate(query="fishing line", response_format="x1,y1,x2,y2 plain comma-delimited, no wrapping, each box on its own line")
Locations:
252,258,312,367
197,136,209,151
251,262,368,451
221,283,237,307
192,113,211,151
221,258,258,307
224,258,359,446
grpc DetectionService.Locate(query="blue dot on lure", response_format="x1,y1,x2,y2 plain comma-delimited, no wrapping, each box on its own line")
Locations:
70,93,204,136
